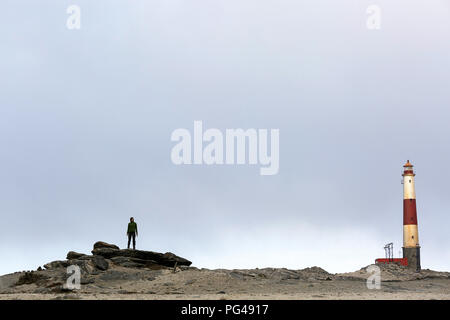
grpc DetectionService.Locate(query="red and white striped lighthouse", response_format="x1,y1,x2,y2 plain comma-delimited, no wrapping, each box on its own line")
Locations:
402,160,421,271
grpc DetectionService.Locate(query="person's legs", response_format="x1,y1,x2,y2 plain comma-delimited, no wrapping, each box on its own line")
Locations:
127,233,131,249
132,233,136,250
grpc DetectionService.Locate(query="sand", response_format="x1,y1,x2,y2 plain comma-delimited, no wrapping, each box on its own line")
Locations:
1,264,449,300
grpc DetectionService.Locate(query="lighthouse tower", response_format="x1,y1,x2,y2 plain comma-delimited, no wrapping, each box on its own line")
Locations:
402,160,421,271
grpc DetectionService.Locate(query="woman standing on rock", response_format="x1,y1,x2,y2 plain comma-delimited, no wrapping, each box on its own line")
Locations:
127,217,138,250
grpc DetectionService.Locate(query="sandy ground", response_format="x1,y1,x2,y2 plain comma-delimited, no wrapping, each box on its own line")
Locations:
1,265,450,300
1,288,450,300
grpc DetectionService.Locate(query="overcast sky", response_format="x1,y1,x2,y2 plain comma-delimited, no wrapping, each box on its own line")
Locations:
1,1,450,275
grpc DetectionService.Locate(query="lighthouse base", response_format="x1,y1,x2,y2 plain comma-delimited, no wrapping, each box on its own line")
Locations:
403,247,421,271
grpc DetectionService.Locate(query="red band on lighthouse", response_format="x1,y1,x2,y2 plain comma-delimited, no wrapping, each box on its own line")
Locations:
403,199,418,225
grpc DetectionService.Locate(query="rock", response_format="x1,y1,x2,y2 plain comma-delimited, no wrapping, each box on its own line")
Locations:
229,271,245,280
298,267,334,281
109,256,160,269
67,251,85,260
92,256,109,271
179,265,191,271
79,255,95,261
161,252,192,267
33,287,51,294
80,277,95,285
44,260,69,270
99,270,141,281
60,284,76,292
120,262,144,268
92,247,192,267
46,281,63,288
15,271,50,286
272,269,300,280
110,256,145,265
67,259,96,274
93,241,120,250
91,248,120,258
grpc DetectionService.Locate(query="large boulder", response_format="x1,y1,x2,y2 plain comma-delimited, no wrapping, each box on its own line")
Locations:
93,241,120,250
91,247,192,267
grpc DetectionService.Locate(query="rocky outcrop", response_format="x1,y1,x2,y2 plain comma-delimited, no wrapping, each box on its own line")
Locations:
91,247,192,267
0,241,194,294
41,242,191,273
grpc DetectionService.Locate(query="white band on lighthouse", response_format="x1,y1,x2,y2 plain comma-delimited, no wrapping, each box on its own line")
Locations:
403,225,419,248
403,175,416,200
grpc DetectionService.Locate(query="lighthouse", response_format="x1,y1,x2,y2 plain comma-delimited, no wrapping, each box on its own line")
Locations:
402,160,421,271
